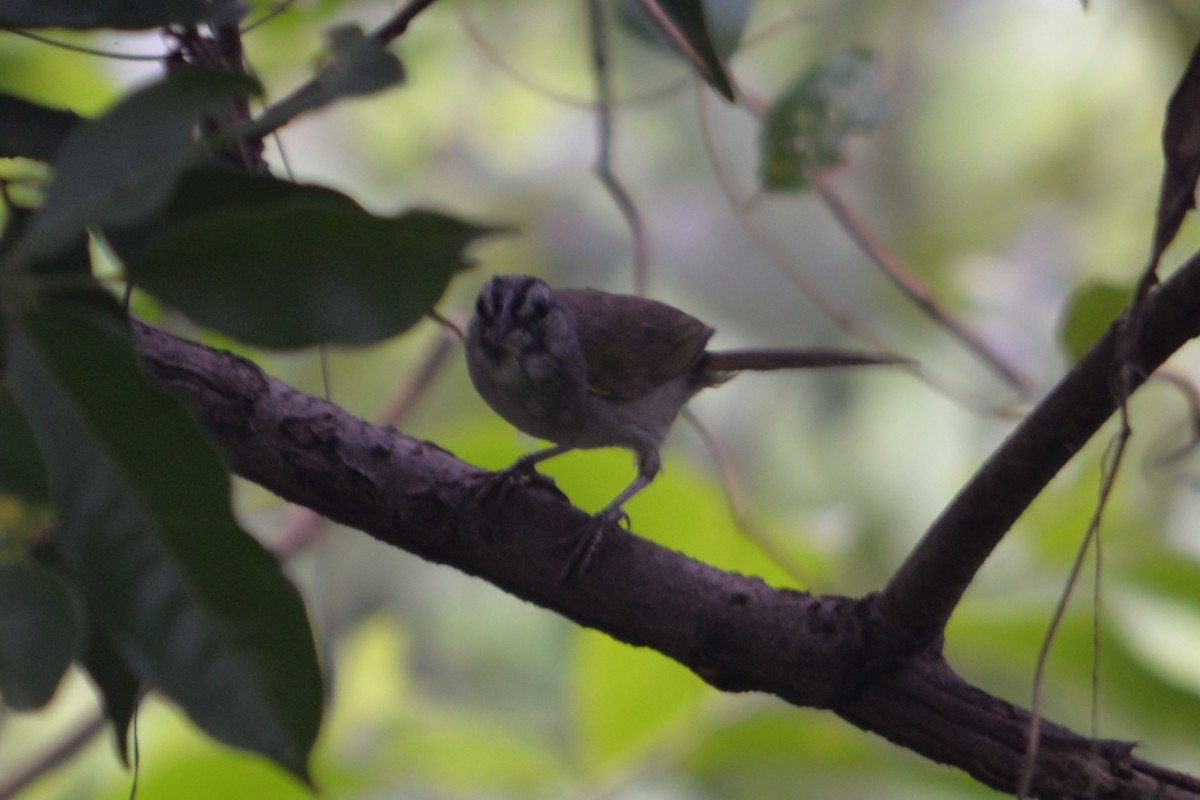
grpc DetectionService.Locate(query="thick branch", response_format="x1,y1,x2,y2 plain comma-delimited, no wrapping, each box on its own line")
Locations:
880,251,1200,648
131,317,1200,798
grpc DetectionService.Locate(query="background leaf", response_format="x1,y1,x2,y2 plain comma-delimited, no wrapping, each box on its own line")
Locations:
618,0,750,61
572,629,707,768
77,596,143,764
8,69,259,264
1058,280,1133,361
247,24,406,139
0,0,245,30
0,94,83,162
0,388,48,502
632,0,737,101
5,293,323,780
115,170,498,347
1151,37,1200,266
761,48,887,191
31,543,143,764
0,561,82,710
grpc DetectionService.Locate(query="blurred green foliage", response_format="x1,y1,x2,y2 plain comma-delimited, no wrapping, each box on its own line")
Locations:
4,0,1200,798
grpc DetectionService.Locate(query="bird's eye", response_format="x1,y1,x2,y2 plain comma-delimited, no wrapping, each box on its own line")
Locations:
529,299,550,320
475,294,492,322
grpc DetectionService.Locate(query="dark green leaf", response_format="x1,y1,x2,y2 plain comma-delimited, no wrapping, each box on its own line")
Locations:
632,0,736,101
1058,281,1133,362
1151,38,1200,269
0,0,244,30
761,49,887,191
0,199,93,279
167,164,362,218
77,609,142,764
114,170,499,347
0,388,48,501
5,294,322,780
619,0,749,61
0,561,82,710
8,69,260,265
31,542,142,764
0,94,83,162
247,24,405,139
312,22,407,96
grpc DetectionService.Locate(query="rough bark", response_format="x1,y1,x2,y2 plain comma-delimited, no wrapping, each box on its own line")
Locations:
129,251,1200,798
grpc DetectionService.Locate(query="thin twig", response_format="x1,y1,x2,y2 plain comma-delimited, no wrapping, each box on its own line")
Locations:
585,0,650,296
1016,416,1128,799
455,1,812,110
455,0,679,108
695,85,884,347
376,321,461,426
694,83,1014,416
254,0,438,129
241,0,297,34
681,410,821,589
1089,519,1104,800
0,27,165,60
736,86,1030,397
0,712,106,800
811,172,1033,394
373,0,441,46
273,324,459,558
1146,370,1200,465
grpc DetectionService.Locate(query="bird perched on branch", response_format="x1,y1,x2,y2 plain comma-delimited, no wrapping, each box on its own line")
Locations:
465,274,907,574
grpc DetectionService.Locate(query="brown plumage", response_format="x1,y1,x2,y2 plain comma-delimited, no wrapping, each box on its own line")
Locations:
465,274,908,575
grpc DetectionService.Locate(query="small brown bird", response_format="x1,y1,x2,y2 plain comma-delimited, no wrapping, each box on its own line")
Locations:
465,274,905,571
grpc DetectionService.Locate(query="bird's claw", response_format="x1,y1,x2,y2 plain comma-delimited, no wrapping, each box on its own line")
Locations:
473,463,564,508
558,509,627,583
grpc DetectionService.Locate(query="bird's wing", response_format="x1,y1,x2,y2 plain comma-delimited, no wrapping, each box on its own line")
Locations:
556,288,714,401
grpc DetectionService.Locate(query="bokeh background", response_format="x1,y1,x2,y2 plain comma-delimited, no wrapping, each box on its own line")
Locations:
4,0,1200,797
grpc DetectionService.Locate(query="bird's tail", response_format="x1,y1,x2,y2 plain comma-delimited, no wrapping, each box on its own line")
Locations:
702,348,911,374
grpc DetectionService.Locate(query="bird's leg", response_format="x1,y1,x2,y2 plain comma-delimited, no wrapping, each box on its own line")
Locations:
476,444,572,507
561,449,659,581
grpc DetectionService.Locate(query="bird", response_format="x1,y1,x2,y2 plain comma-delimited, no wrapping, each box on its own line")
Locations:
465,274,906,574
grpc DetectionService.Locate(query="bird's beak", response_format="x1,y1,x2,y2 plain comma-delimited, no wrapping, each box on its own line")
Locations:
492,300,515,345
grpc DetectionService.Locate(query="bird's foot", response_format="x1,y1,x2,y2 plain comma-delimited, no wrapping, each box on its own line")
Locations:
473,459,564,508
559,508,629,583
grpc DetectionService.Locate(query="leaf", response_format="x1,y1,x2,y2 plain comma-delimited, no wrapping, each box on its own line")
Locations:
618,0,750,61
761,49,887,192
315,23,408,96
1111,591,1200,697
0,197,93,280
1058,280,1133,362
4,293,322,781
0,0,245,30
113,168,499,348
633,0,737,101
0,561,82,710
0,387,48,501
385,713,567,792
572,629,707,768
0,94,83,162
7,69,260,265
76,601,142,764
1151,37,1200,268
244,24,405,139
32,541,143,763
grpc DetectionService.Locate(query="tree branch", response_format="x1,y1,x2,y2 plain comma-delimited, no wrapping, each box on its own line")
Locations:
130,280,1200,796
879,250,1200,649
